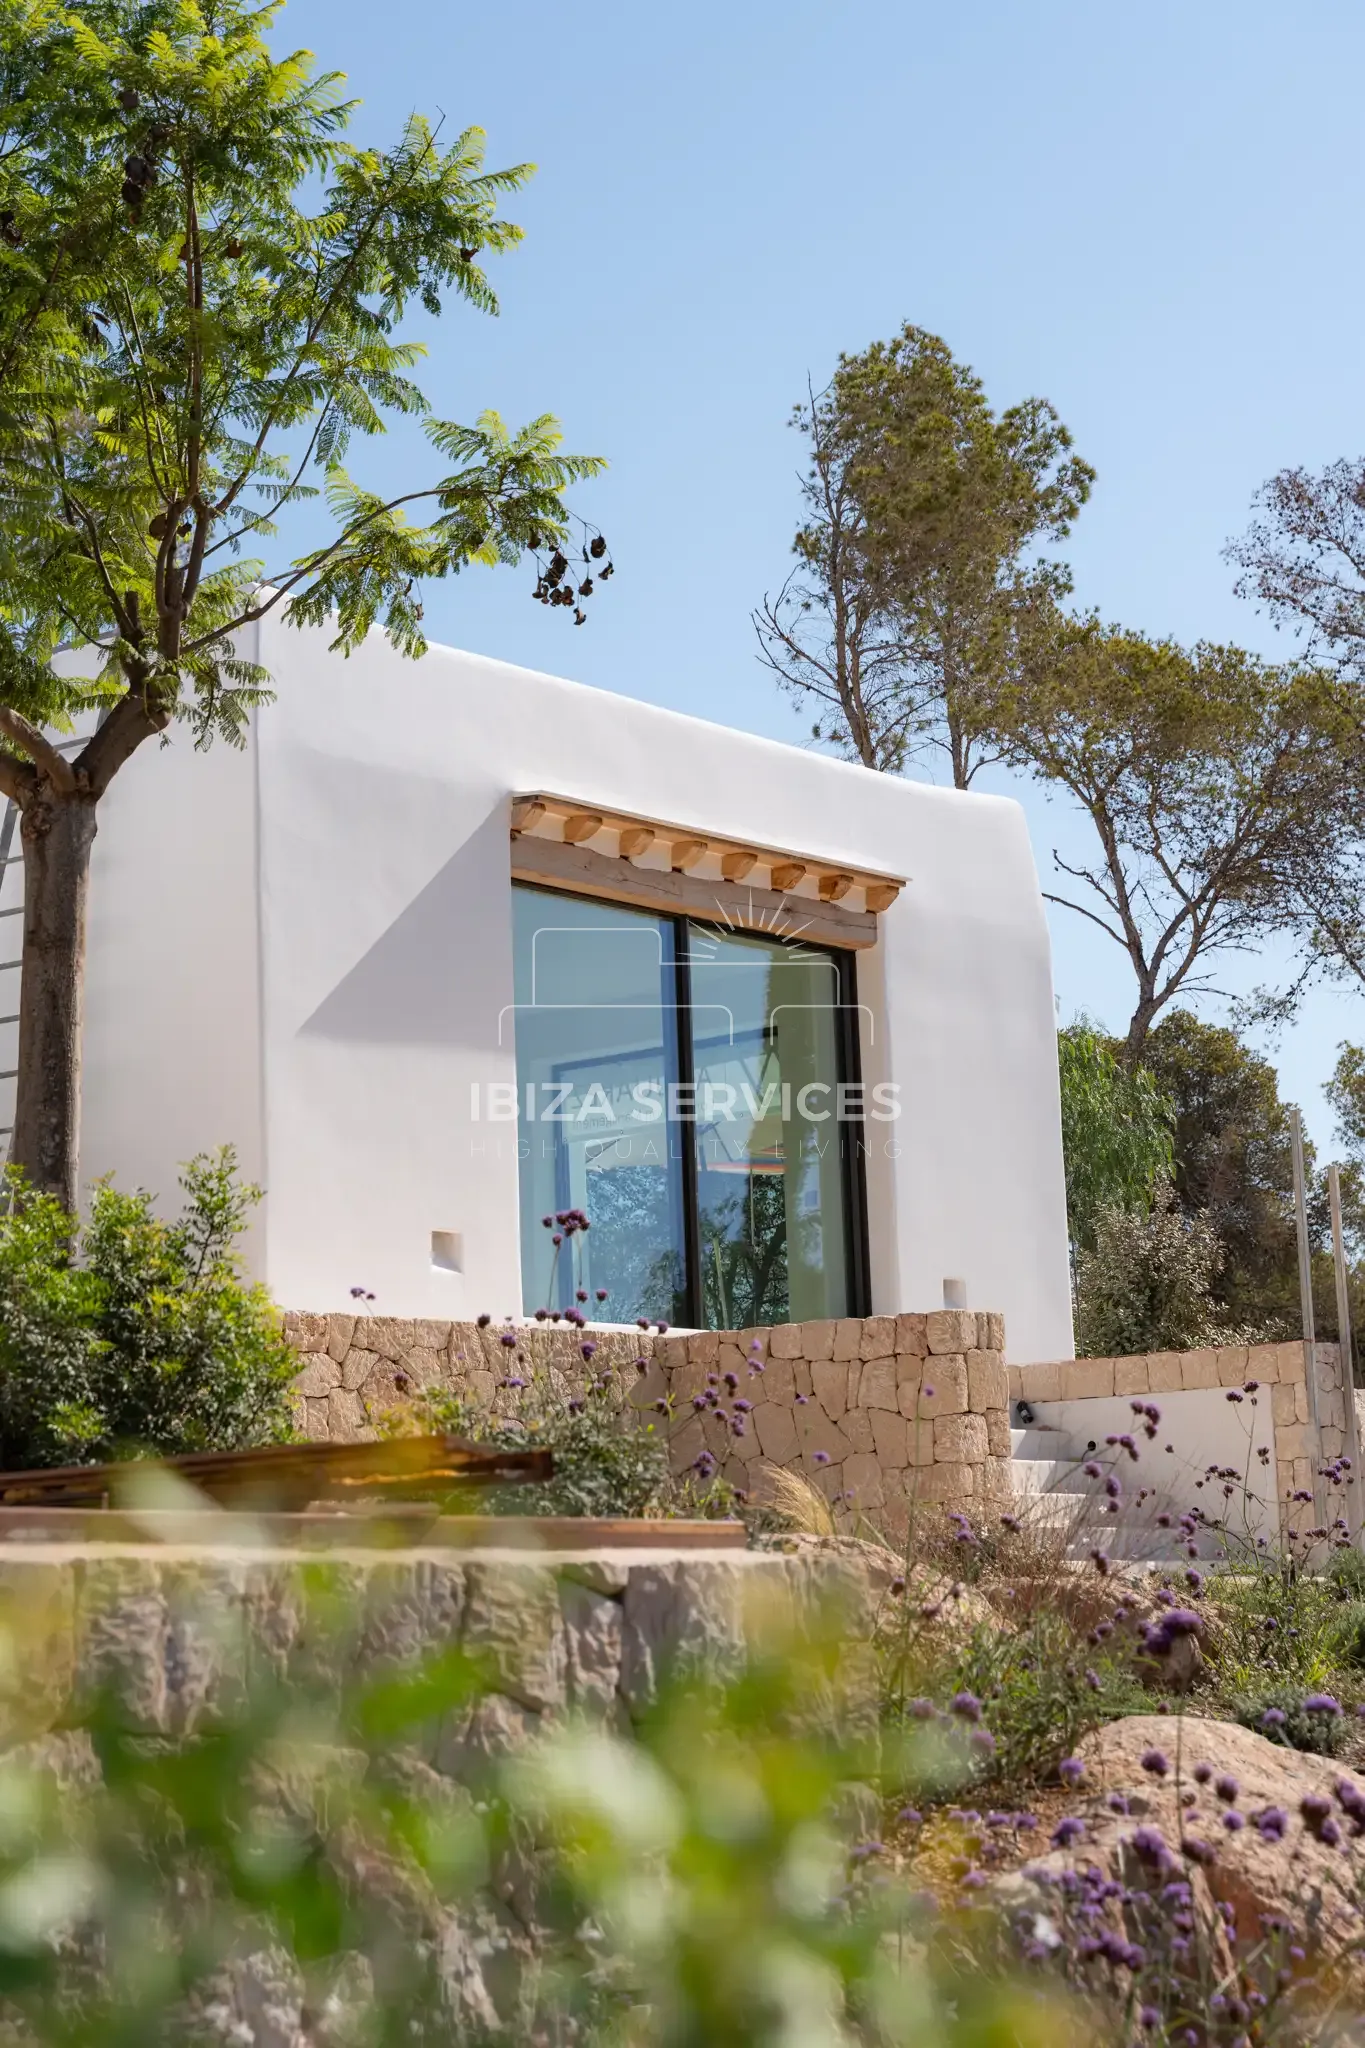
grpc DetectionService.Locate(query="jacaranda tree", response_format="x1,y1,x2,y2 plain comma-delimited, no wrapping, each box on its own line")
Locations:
0,0,603,1207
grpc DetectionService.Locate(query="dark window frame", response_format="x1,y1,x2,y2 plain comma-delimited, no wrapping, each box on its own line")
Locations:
512,880,872,1327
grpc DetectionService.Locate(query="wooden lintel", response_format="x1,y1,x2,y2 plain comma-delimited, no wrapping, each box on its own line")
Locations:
512,835,878,948
618,825,655,859
864,881,901,912
670,836,709,871
819,872,855,903
770,860,807,893
720,848,757,882
562,812,605,845
510,798,545,838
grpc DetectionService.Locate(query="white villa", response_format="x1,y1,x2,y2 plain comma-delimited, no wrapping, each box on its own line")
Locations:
24,616,1074,1362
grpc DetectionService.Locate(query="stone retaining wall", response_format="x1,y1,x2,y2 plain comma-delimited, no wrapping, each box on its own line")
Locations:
1010,1340,1355,1535
284,1310,1014,1525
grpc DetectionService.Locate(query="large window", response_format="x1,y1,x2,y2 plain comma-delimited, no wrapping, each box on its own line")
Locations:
511,883,866,1327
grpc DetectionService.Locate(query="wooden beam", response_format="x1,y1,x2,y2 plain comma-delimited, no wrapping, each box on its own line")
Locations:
720,848,757,882
770,860,807,893
864,881,901,912
671,836,710,871
510,798,545,837
511,836,878,948
562,812,604,845
618,824,655,859
819,872,855,903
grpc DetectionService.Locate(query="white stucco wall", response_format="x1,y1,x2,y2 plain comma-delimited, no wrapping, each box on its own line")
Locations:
79,615,1075,1360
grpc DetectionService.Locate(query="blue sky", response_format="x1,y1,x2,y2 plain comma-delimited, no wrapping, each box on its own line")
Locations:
273,0,1365,1148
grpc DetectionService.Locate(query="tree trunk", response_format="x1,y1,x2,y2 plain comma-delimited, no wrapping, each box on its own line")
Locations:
1122,992,1160,1070
10,785,98,1212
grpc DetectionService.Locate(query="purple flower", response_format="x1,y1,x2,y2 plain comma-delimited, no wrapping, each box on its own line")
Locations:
1083,1460,1102,1480
1254,1806,1288,1841
951,1691,984,1722
897,1807,923,1827
1215,1774,1239,1803
1222,1810,1245,1832
1306,1693,1343,1716
1106,1792,1130,1815
1262,1707,1287,1730
907,1699,937,1722
580,1340,597,1360
922,1385,935,1399
500,1330,518,1347
969,1728,996,1756
1140,1748,1170,1778
1051,1816,1085,1848
1058,1757,1085,1785
476,1313,492,1328
1192,1761,1212,1784
812,1450,830,1466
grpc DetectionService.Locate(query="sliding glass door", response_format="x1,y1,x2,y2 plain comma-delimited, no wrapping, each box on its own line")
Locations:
511,884,865,1327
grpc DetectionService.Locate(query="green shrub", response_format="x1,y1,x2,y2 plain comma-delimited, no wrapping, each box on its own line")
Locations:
0,1149,296,1468
1230,1683,1350,1756
393,1364,732,1521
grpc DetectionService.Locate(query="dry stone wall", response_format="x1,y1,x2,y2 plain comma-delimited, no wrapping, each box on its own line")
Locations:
1010,1339,1355,1536
283,1310,1014,1523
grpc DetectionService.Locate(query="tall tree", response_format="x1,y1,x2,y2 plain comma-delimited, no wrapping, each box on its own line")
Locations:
1056,1019,1173,1252
754,325,1092,787
0,0,604,1209
1002,624,1359,1060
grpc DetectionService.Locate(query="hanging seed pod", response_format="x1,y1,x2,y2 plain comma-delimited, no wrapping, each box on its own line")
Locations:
124,155,151,186
549,550,568,579
147,511,170,539
117,86,139,112
121,181,143,207
589,534,606,559
225,238,243,258
177,242,190,263
600,562,613,579
459,246,476,261
574,608,586,625
578,578,593,597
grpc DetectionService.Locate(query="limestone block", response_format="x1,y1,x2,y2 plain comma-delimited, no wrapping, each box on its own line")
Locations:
926,1310,976,1355
1008,1365,1024,1402
410,1320,449,1352
1321,1425,1345,1460
701,1410,732,1460
1275,1342,1308,1383
669,1413,707,1473
325,1314,356,1363
1270,1382,1297,1425
980,1312,1006,1353
284,1312,327,1351
895,1313,929,1356
966,1350,1007,1413
769,1323,803,1360
832,1319,863,1361
341,1347,380,1393
1113,1356,1149,1397
801,1319,836,1363
909,1421,936,1466
757,1358,796,1406
404,1347,447,1387
870,1408,908,1468
304,1396,330,1438
729,1421,762,1463
560,1580,624,1718
934,1411,989,1463
1290,1458,1315,1497
1216,1346,1250,1387
468,1372,497,1407
980,1455,1015,1502
859,1316,896,1361
811,1361,849,1420
1180,1350,1219,1392
1317,1347,1343,1392
1145,1352,1183,1393
841,1406,875,1454
462,1563,566,1714
796,1407,855,1465
986,1409,1012,1457
293,1352,341,1398
1321,1390,1346,1430
1060,1357,1114,1401
1276,1423,1313,1462
845,1361,862,1406
843,1453,885,1509
909,1461,975,1503
656,1336,690,1374
737,1329,769,1364
327,1387,368,1440
806,1458,845,1505
749,1409,802,1474
858,1358,898,1412
905,1359,968,1419
1245,1344,1279,1384
687,1332,719,1366
1295,1380,1311,1423
354,1318,417,1362
717,1342,748,1380
794,1361,813,1398
1017,1361,1061,1403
